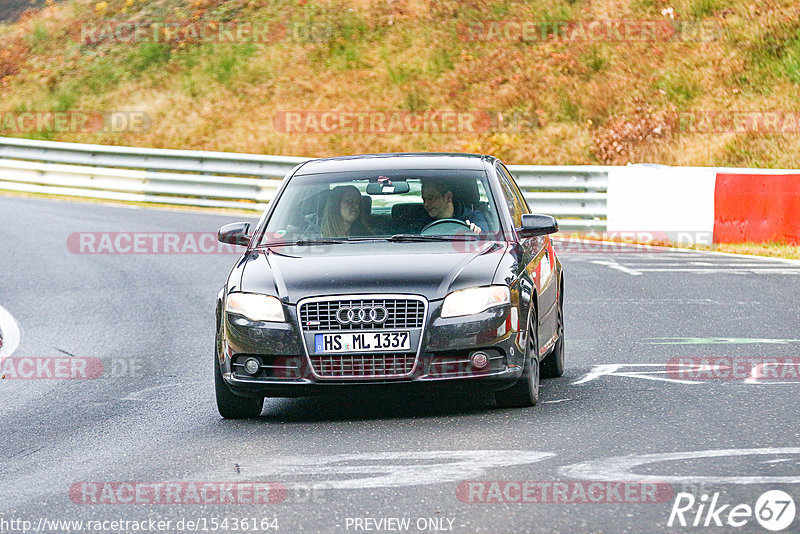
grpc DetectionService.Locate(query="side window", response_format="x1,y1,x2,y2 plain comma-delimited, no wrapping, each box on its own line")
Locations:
499,164,530,215
496,164,524,228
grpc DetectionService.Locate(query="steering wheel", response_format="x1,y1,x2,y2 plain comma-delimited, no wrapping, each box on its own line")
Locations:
421,218,472,235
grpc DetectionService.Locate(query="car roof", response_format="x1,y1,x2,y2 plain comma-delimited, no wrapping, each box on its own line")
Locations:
293,153,495,175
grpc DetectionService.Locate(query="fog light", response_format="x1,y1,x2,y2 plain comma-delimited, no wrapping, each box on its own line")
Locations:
244,357,261,375
471,352,489,369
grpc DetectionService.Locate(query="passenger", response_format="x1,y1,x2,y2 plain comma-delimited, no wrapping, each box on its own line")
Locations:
420,178,488,235
320,185,371,238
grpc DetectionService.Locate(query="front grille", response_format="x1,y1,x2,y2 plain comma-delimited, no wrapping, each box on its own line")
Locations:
311,353,415,378
299,298,425,331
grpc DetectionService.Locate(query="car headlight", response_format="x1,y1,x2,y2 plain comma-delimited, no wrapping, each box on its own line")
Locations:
225,292,285,322
440,286,510,318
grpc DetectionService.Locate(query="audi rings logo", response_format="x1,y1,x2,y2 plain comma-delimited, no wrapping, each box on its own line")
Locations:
336,305,389,325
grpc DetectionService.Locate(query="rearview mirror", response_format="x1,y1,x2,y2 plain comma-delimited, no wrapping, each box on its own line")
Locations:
218,222,252,246
519,214,558,238
365,181,410,195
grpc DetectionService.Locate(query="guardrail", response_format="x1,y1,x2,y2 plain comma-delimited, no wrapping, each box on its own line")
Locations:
0,136,610,230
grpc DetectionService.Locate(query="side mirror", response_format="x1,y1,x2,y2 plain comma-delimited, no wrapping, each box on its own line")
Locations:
218,222,252,246
519,214,558,238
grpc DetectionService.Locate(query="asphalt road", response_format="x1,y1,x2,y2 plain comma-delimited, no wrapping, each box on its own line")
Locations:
1,195,800,534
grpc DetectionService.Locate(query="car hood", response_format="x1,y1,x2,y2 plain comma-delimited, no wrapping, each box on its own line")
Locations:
238,241,508,303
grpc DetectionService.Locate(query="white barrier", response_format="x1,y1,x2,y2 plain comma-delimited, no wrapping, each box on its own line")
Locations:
607,165,717,245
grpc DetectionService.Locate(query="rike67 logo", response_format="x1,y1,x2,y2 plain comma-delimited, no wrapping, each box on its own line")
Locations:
668,490,796,531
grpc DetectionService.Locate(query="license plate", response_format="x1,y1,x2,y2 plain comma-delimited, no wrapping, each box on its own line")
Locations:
314,332,410,353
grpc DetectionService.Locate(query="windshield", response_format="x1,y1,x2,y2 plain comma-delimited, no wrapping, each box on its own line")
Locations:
257,169,503,246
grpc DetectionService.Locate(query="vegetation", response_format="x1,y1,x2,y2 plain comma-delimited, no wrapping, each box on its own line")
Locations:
0,0,800,166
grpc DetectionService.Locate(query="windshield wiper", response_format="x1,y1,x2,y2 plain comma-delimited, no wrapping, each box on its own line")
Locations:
259,235,481,246
295,238,349,245
260,238,348,247
388,234,479,242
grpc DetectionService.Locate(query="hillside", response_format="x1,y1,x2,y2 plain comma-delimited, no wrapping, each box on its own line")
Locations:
0,0,49,23
1,0,800,166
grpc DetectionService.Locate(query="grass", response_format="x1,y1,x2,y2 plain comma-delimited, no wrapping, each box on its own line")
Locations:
206,43,257,85
427,47,454,76
131,42,172,74
781,36,800,85
2,0,800,167
562,232,800,259
579,46,608,77
557,90,581,122
654,72,701,105
27,22,48,52
711,242,800,260
690,0,719,18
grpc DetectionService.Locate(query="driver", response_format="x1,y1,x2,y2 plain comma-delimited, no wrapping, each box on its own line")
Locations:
420,178,488,235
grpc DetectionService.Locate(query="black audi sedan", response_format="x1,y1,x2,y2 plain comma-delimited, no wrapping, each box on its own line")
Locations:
214,153,564,418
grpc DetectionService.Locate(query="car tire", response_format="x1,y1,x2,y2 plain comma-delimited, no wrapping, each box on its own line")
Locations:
495,317,539,408
215,354,264,419
540,293,564,379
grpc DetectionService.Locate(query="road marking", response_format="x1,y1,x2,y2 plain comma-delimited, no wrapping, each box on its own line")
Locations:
560,448,800,484
555,238,800,265
634,268,800,274
590,260,642,276
0,304,21,359
745,363,800,385
587,262,800,275
121,381,204,402
568,241,800,276
201,450,555,490
617,262,791,267
572,364,701,385
644,337,800,345
574,362,800,386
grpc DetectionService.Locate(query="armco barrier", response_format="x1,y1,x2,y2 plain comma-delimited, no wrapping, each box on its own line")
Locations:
0,158,283,210
0,137,609,231
2,136,799,241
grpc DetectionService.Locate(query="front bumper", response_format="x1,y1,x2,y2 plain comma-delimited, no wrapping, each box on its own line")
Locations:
218,297,526,398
